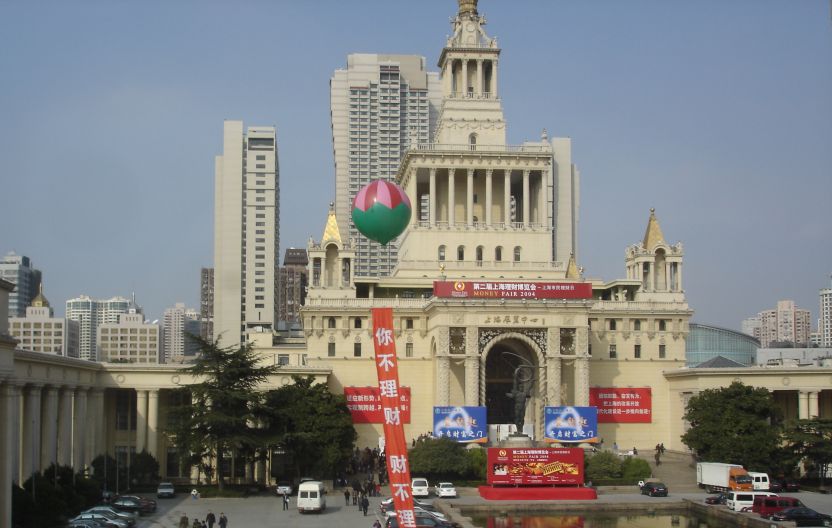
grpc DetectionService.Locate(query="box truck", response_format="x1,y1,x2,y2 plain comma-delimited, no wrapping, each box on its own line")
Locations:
697,462,753,492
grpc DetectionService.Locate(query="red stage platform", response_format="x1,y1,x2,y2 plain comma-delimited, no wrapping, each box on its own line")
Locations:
478,485,597,500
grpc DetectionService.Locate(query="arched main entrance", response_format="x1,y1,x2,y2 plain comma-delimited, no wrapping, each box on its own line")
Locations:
483,337,541,429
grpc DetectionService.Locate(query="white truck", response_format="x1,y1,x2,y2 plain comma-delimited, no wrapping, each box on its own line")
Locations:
696,462,753,493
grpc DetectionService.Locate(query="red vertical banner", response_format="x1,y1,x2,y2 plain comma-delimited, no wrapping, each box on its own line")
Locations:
372,308,416,528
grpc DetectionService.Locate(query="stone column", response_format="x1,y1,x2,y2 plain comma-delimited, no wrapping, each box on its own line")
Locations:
462,59,468,95
476,59,483,95
0,381,20,528
677,262,683,291
448,169,455,226
429,168,436,226
491,59,498,96
464,356,479,406
57,386,74,466
809,391,819,418
41,386,59,469
437,356,450,406
136,390,148,453
485,169,493,226
21,383,43,481
147,390,159,458
522,170,530,226
574,358,589,407
73,388,88,472
503,170,511,224
87,388,105,466
466,169,474,225
798,391,809,420
539,169,547,225
546,329,562,406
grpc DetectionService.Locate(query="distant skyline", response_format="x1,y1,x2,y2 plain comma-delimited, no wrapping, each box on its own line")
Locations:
1,1,830,330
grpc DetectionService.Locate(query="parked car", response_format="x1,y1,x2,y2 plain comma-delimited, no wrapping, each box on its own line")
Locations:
641,482,668,497
70,512,130,528
434,482,457,498
68,521,109,528
768,507,832,526
276,481,293,496
83,506,137,526
110,496,143,514
705,492,729,505
411,478,430,498
752,496,804,518
379,496,429,514
156,482,176,498
385,512,454,528
116,495,157,513
386,505,447,522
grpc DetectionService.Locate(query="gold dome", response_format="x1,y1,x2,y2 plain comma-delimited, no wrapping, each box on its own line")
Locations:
31,283,49,308
458,0,478,16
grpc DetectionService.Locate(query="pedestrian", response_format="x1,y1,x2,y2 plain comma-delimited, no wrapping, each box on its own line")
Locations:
660,442,665,454
373,519,382,528
633,447,638,455
344,488,350,505
218,512,228,528
192,518,201,528
352,488,358,505
282,491,289,511
654,451,661,466
613,442,618,452
361,494,369,516
191,488,199,500
206,511,216,528
201,522,208,528
179,515,189,528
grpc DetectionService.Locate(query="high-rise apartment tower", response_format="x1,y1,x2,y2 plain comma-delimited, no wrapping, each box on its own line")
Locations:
820,276,832,347
65,294,139,361
214,121,279,348
199,267,214,342
331,54,441,277
0,252,42,317
278,248,308,328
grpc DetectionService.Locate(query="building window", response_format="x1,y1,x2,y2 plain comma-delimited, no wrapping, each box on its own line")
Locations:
277,354,290,366
634,344,641,359
659,320,667,331
406,342,414,357
353,342,362,357
438,245,446,261
328,342,335,357
609,319,617,331
327,317,336,329
405,318,414,330
659,344,666,358
354,318,362,329
495,246,502,261
457,245,465,261
513,246,521,262
609,344,617,359
634,319,641,331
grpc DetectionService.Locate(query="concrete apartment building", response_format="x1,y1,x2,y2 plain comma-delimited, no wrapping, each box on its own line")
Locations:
214,122,279,348
97,312,161,363
743,300,812,347
199,267,214,342
331,54,441,277
821,276,832,347
65,295,139,361
8,286,79,358
162,303,200,363
278,248,308,328
0,251,42,318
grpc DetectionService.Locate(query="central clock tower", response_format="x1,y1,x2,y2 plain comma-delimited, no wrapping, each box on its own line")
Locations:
435,0,506,146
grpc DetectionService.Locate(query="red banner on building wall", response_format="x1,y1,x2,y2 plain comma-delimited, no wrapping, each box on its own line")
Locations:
589,387,652,423
487,447,584,486
372,308,416,528
344,386,411,424
433,281,592,300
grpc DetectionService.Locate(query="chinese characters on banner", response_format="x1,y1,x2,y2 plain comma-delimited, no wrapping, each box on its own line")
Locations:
544,406,599,443
433,406,488,443
487,447,584,486
344,386,411,424
433,281,592,300
589,387,652,423
372,308,416,528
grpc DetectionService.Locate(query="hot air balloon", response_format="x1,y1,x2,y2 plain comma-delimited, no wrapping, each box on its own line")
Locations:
351,180,412,245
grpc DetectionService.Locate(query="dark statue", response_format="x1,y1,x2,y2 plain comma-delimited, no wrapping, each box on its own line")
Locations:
506,365,533,433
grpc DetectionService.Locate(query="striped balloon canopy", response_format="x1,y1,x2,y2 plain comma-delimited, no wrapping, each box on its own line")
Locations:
351,180,412,245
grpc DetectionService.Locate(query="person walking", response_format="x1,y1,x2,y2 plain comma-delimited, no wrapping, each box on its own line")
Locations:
218,512,228,528
361,494,369,516
654,451,661,466
179,515,189,528
282,491,289,511
191,518,201,528
206,511,216,528
373,520,382,528
344,488,350,505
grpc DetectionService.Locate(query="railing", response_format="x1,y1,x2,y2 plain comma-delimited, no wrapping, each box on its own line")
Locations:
411,222,549,231
304,298,429,308
591,301,691,312
396,260,565,271
447,92,496,100
411,143,551,154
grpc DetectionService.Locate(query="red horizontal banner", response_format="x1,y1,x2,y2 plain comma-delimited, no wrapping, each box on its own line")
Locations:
589,387,652,423
487,447,584,486
433,281,592,300
344,386,411,424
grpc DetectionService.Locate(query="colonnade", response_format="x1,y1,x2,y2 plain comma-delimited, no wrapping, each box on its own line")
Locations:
443,57,498,98
798,390,820,419
628,260,684,292
421,168,547,228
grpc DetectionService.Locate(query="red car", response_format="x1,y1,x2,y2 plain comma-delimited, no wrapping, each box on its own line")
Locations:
117,495,157,514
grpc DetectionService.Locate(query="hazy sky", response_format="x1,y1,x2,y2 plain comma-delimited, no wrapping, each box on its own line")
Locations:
1,1,830,329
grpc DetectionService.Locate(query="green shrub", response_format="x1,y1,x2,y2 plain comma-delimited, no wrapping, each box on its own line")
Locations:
465,447,487,480
409,438,469,479
585,451,622,481
621,457,651,481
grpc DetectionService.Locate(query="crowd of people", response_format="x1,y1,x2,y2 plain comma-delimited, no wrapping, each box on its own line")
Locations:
178,511,228,528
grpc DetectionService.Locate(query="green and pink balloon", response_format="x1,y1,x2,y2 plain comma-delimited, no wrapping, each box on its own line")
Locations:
351,180,412,245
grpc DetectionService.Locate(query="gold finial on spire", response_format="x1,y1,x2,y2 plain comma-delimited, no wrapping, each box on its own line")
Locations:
566,252,580,280
321,202,342,245
31,282,50,308
642,208,667,250
458,0,478,16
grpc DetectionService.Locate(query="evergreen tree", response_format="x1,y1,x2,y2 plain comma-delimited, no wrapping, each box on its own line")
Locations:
782,418,832,484
166,335,279,489
682,381,783,472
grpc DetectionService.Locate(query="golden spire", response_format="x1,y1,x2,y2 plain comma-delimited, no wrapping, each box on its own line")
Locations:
321,202,342,245
565,253,580,280
31,282,50,308
642,208,667,250
458,0,478,16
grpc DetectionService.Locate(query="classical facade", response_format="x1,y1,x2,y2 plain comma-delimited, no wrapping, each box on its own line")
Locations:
9,286,80,358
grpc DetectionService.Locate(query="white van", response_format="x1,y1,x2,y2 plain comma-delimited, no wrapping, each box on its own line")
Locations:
748,471,770,491
726,491,777,512
297,481,326,513
411,478,429,498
